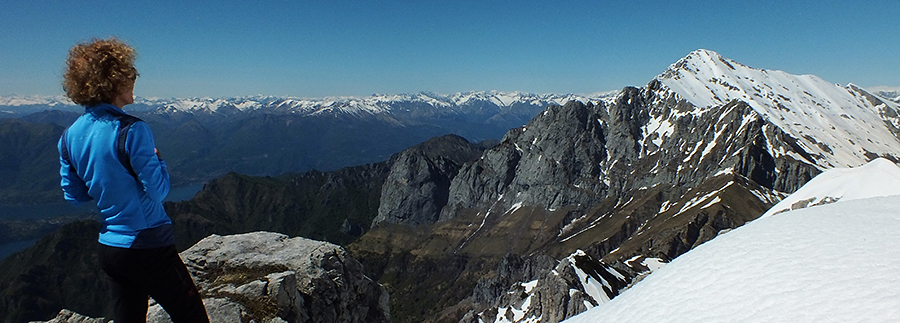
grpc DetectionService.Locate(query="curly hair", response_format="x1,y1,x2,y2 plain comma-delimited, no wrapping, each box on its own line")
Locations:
63,38,139,107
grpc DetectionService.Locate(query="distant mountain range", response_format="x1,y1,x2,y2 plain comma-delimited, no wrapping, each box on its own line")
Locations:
0,91,614,117
0,91,612,205
2,49,899,323
869,86,900,103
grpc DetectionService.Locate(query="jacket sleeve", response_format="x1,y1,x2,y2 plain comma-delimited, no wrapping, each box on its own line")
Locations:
58,136,93,204
125,121,170,202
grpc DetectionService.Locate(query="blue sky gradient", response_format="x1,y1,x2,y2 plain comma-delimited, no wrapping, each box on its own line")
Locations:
1,1,898,98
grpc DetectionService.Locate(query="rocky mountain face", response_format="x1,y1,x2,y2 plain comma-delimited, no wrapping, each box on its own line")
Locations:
348,50,900,323
30,231,389,323
373,135,492,227
165,162,390,250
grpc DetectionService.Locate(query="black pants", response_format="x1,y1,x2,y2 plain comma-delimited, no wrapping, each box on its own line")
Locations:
98,244,209,323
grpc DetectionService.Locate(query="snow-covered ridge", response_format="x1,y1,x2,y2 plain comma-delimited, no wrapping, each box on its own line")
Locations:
657,49,900,169
155,91,614,114
0,91,617,115
761,157,900,217
0,95,75,106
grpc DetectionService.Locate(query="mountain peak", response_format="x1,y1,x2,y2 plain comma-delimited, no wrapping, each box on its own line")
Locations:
660,49,744,81
656,49,900,169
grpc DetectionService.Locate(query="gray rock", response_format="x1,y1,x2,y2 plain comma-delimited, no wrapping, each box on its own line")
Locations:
29,310,110,323
147,298,244,323
464,253,632,323
373,134,485,227
176,232,389,323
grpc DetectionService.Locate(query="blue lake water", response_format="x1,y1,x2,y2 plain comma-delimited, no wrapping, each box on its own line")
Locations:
0,184,204,261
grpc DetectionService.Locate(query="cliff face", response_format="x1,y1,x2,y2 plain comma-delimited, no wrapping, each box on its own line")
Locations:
373,134,487,227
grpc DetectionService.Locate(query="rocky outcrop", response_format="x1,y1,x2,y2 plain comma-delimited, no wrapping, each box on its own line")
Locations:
168,232,388,323
32,309,110,323
31,232,389,323
373,135,486,227
461,252,635,323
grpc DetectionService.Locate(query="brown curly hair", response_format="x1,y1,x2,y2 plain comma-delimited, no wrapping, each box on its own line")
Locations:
63,38,139,106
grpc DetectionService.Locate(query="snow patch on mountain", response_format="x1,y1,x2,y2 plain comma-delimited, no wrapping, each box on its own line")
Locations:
657,49,900,169
564,159,900,323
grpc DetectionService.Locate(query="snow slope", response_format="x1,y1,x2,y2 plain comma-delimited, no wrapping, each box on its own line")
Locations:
761,157,900,217
563,159,900,323
657,49,900,169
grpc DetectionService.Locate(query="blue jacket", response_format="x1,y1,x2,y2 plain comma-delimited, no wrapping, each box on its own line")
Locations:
58,103,174,248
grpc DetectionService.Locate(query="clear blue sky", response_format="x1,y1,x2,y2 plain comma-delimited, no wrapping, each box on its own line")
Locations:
1,1,898,98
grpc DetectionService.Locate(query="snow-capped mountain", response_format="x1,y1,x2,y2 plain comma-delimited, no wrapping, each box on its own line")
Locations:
0,90,616,197
563,159,900,323
0,95,74,106
150,91,612,116
657,49,900,169
0,91,614,116
441,50,900,323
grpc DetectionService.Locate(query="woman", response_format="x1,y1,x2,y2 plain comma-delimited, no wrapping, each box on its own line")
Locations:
58,38,209,323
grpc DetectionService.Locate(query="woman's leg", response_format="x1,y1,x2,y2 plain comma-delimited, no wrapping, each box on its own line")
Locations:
144,245,209,323
98,244,209,323
98,244,150,323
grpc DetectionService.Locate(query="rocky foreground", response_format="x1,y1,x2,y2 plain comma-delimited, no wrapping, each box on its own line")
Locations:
33,232,389,323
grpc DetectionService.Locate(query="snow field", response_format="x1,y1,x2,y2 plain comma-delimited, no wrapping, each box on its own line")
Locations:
564,194,900,322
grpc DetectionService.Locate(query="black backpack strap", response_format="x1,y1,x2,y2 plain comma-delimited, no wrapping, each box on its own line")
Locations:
108,109,143,181
59,129,77,175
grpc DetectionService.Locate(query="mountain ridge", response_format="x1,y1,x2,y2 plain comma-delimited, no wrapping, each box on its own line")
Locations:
373,49,900,322
0,91,616,117
657,49,900,169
